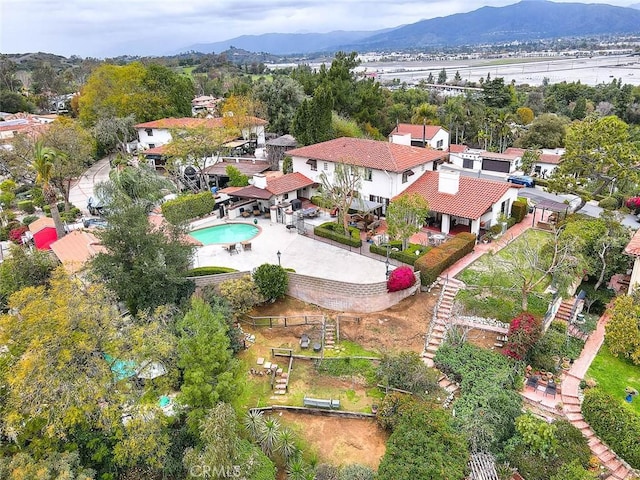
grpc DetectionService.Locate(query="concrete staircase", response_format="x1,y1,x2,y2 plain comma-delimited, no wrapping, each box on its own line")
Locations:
324,319,337,350
422,276,465,367
438,373,460,409
555,298,575,322
568,323,589,342
561,390,633,480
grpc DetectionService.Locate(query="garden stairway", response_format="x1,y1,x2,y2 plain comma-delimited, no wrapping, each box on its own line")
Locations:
324,319,337,350
422,276,466,367
561,390,633,480
437,373,460,409
567,323,589,342
554,298,575,322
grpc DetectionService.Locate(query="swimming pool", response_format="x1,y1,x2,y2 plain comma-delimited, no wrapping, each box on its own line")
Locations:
190,223,259,245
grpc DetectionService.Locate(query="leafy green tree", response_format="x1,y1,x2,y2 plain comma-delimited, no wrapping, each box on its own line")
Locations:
177,298,240,431
547,115,640,212
386,193,430,250
482,78,512,108
319,162,362,234
32,140,66,239
426,72,434,84
282,156,293,174
571,97,587,120
0,91,34,113
0,451,95,479
93,113,137,155
226,164,249,187
437,68,447,84
253,76,304,135
519,148,540,175
112,405,170,470
89,204,195,315
0,244,58,310
605,295,640,364
410,103,439,125
219,275,264,317
514,113,569,149
253,264,288,302
514,413,557,459
549,461,597,480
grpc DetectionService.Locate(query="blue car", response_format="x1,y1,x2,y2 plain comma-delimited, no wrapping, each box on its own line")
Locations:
507,175,535,188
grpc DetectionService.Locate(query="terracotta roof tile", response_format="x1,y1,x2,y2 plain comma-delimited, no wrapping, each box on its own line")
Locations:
397,171,518,219
50,230,105,273
503,147,563,165
287,137,447,173
266,172,315,195
389,123,443,140
625,229,640,256
134,116,267,129
449,144,469,154
142,145,167,155
229,185,273,200
28,216,56,234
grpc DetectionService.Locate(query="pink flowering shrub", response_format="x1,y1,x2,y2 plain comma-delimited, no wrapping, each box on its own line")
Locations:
626,197,640,211
387,266,416,292
9,226,28,244
503,312,542,360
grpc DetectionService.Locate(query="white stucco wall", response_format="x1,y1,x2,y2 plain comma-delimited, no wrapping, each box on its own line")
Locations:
137,128,172,148
533,161,559,178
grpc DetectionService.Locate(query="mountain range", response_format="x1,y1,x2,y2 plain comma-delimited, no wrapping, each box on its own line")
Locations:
180,0,640,56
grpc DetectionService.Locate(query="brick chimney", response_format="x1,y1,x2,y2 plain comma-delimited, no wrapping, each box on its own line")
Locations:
253,173,267,189
438,170,460,195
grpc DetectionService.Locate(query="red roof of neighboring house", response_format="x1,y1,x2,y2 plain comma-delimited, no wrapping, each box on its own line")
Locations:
449,144,468,154
50,230,105,273
134,116,267,129
625,229,640,256
143,145,167,155
389,123,444,140
481,151,521,161
232,172,315,199
33,227,58,250
397,171,519,219
287,137,447,173
503,147,563,165
28,216,56,234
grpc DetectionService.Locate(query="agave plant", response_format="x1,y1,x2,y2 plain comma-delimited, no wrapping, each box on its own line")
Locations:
243,409,265,441
277,427,299,464
258,416,280,457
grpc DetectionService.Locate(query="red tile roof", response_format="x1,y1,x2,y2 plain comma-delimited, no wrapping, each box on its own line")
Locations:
134,116,267,129
449,144,468,154
389,123,444,140
625,229,640,256
397,171,518,219
232,172,315,199
28,216,56,234
481,151,520,161
50,230,105,273
503,147,563,165
142,145,167,155
287,137,447,173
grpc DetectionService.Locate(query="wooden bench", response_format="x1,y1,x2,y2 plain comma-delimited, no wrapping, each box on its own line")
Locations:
303,397,340,409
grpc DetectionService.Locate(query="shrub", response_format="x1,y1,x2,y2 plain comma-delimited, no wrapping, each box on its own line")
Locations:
226,165,249,187
369,241,429,266
414,232,476,285
626,196,640,212
387,266,416,292
43,202,65,216
21,215,39,226
218,275,263,317
377,352,439,395
253,264,288,301
9,226,28,243
339,464,375,480
311,195,333,209
60,207,81,223
17,200,35,214
187,266,238,276
598,196,618,210
314,221,361,248
504,312,542,360
511,198,529,223
582,388,640,468
161,192,216,225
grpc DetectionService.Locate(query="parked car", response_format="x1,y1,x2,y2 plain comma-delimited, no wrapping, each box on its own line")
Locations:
507,175,535,188
82,217,109,229
87,196,107,216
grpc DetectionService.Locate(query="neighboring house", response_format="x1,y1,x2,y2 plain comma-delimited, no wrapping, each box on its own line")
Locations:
28,216,58,250
448,144,521,176
202,158,271,189
388,123,449,151
397,169,522,235
266,134,298,171
191,95,222,117
50,230,105,274
624,229,640,295
229,172,317,220
0,112,57,144
503,147,564,178
287,137,448,213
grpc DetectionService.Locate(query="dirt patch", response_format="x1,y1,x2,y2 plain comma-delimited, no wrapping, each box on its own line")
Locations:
277,411,387,469
465,327,507,353
245,290,440,355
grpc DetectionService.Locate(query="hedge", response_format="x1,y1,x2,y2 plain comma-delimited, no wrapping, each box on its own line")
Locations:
161,192,216,225
369,241,430,266
187,266,238,277
314,221,362,247
17,200,35,214
511,198,528,223
598,196,618,210
310,195,333,209
414,232,476,285
535,178,549,188
582,387,640,468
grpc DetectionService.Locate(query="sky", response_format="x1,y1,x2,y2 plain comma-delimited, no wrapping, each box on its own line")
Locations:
0,0,637,58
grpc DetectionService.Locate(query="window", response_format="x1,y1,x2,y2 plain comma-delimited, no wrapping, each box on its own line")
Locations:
436,139,444,149
401,170,414,183
284,193,289,200
324,162,328,171
145,128,153,137
148,144,155,148
463,158,474,169
534,165,542,174
364,168,373,181
306,159,317,171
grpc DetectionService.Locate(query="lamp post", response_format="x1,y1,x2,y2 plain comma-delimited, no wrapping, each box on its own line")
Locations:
384,243,391,279
277,250,281,267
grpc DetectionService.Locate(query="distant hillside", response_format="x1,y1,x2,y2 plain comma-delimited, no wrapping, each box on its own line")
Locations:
182,1,640,55
180,30,390,55
346,1,640,51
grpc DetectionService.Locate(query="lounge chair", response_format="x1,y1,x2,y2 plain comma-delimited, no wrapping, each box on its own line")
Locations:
525,375,539,390
545,381,557,397
300,334,310,349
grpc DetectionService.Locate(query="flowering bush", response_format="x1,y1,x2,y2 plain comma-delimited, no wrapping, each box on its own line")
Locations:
503,312,542,360
626,197,640,211
387,266,416,292
8,226,28,244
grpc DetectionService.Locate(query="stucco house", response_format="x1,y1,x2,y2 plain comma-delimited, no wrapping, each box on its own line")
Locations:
448,144,521,176
624,229,640,295
388,123,449,151
397,169,522,235
287,137,448,213
503,147,564,178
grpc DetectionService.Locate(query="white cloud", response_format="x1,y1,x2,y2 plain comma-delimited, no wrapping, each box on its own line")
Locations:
0,0,634,57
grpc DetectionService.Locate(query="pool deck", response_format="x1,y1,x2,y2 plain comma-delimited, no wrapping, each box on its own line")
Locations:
191,212,389,284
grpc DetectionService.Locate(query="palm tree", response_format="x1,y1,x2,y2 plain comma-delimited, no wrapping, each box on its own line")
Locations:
33,141,66,239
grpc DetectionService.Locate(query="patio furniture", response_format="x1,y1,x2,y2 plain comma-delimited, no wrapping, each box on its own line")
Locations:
312,342,321,352
300,334,310,349
241,211,251,218
253,209,260,216
226,244,238,255
526,375,539,390
545,380,557,398
242,241,252,251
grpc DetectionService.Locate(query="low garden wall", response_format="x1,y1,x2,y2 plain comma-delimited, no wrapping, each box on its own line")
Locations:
189,271,421,313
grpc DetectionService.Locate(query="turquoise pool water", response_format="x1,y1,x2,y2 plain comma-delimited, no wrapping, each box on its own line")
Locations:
190,223,259,245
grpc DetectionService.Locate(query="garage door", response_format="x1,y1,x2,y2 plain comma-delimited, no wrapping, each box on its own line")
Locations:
482,159,510,173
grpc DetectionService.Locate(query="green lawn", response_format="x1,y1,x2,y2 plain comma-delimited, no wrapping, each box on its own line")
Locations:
455,229,554,321
587,344,640,415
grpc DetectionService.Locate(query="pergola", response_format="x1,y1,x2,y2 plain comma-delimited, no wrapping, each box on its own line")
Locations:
531,198,571,227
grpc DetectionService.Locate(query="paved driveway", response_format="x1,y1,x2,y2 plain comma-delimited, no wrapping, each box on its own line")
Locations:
68,157,111,214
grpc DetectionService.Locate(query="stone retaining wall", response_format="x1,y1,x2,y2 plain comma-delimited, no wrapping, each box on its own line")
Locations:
189,271,421,313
